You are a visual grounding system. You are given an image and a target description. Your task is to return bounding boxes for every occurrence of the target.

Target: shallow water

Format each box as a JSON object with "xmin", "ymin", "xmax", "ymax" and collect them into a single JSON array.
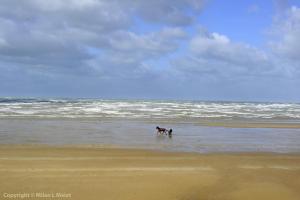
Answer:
[{"xmin": 1, "ymin": 118, "xmax": 300, "ymax": 153}]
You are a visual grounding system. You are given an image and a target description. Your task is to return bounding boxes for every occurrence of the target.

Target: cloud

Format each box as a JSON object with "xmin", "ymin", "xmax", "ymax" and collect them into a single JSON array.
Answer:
[
  {"xmin": 270, "ymin": 6, "xmax": 300, "ymax": 60},
  {"xmin": 133, "ymin": 0, "xmax": 205, "ymax": 26},
  {"xmin": 193, "ymin": 32, "xmax": 268, "ymax": 67},
  {"xmin": 0, "ymin": 0, "xmax": 198, "ymax": 76},
  {"xmin": 268, "ymin": 5, "xmax": 300, "ymax": 77},
  {"xmin": 108, "ymin": 27, "xmax": 185, "ymax": 53},
  {"xmin": 0, "ymin": 0, "xmax": 299, "ymax": 101},
  {"xmin": 172, "ymin": 30, "xmax": 272, "ymax": 80},
  {"xmin": 85, "ymin": 27, "xmax": 186, "ymax": 79},
  {"xmin": 0, "ymin": 0, "xmax": 199, "ymax": 99},
  {"xmin": 274, "ymin": 0, "xmax": 290, "ymax": 16}
]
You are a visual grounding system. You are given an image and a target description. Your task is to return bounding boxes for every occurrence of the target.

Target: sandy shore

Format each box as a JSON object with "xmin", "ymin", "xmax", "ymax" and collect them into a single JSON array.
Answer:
[
  {"xmin": 200, "ymin": 121, "xmax": 300, "ymax": 129},
  {"xmin": 0, "ymin": 145, "xmax": 300, "ymax": 200}
]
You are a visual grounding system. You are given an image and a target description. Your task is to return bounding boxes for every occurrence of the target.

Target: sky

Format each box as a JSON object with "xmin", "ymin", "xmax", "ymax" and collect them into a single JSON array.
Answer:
[{"xmin": 0, "ymin": 0, "xmax": 300, "ymax": 102}]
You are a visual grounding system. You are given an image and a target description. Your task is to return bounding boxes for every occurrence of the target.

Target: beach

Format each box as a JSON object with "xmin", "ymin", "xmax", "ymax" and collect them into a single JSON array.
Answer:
[
  {"xmin": 0, "ymin": 145, "xmax": 300, "ymax": 200},
  {"xmin": 1, "ymin": 99, "xmax": 300, "ymax": 199},
  {"xmin": 1, "ymin": 0, "xmax": 300, "ymax": 198}
]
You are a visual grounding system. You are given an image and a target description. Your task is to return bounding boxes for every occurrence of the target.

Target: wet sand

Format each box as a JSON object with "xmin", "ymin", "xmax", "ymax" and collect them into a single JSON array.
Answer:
[
  {"xmin": 0, "ymin": 145, "xmax": 300, "ymax": 200},
  {"xmin": 199, "ymin": 121, "xmax": 300, "ymax": 129}
]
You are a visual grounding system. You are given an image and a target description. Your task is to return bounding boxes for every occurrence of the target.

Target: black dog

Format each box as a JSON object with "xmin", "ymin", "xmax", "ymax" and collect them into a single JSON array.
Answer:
[
  {"xmin": 168, "ymin": 129, "xmax": 172, "ymax": 137},
  {"xmin": 156, "ymin": 126, "xmax": 172, "ymax": 137}
]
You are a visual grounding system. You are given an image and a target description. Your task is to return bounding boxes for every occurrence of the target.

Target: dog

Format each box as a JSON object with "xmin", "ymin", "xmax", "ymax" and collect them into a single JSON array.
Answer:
[
  {"xmin": 156, "ymin": 126, "xmax": 167, "ymax": 135},
  {"xmin": 168, "ymin": 129, "xmax": 172, "ymax": 138},
  {"xmin": 156, "ymin": 126, "xmax": 172, "ymax": 137}
]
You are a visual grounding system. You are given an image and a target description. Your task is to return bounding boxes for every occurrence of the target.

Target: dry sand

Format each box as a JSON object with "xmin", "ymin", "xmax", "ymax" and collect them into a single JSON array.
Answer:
[{"xmin": 0, "ymin": 145, "xmax": 300, "ymax": 200}]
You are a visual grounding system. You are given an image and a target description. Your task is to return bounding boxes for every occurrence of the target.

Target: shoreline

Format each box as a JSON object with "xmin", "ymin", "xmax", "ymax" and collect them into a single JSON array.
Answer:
[
  {"xmin": 200, "ymin": 122, "xmax": 300, "ymax": 129},
  {"xmin": 1, "ymin": 117, "xmax": 300, "ymax": 129},
  {"xmin": 1, "ymin": 145, "xmax": 300, "ymax": 200},
  {"xmin": 1, "ymin": 144, "xmax": 300, "ymax": 155}
]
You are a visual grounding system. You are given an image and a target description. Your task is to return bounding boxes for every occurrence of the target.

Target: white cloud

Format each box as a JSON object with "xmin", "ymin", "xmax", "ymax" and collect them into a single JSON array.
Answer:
[
  {"xmin": 186, "ymin": 30, "xmax": 270, "ymax": 77},
  {"xmin": 109, "ymin": 27, "xmax": 185, "ymax": 53},
  {"xmin": 270, "ymin": 6, "xmax": 300, "ymax": 61},
  {"xmin": 0, "ymin": 0, "xmax": 196, "ymax": 76},
  {"xmin": 133, "ymin": 0, "xmax": 205, "ymax": 26},
  {"xmin": 0, "ymin": 0, "xmax": 299, "ymax": 101},
  {"xmin": 87, "ymin": 27, "xmax": 186, "ymax": 78},
  {"xmin": 267, "ymin": 5, "xmax": 300, "ymax": 78}
]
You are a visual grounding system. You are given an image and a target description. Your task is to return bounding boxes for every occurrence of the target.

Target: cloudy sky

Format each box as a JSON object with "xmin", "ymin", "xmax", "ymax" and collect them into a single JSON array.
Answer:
[{"xmin": 0, "ymin": 0, "xmax": 299, "ymax": 102}]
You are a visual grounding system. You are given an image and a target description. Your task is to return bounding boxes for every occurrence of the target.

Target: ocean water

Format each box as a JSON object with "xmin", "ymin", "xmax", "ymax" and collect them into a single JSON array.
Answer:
[
  {"xmin": 0, "ymin": 98, "xmax": 300, "ymax": 153},
  {"xmin": 0, "ymin": 98, "xmax": 300, "ymax": 121}
]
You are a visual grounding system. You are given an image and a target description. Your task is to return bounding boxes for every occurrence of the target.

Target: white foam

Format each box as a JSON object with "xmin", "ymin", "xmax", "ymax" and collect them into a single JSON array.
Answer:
[{"xmin": 1, "ymin": 99, "xmax": 300, "ymax": 120}]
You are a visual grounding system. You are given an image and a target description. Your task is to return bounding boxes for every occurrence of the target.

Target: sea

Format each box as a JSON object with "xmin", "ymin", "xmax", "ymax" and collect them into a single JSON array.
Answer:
[{"xmin": 0, "ymin": 97, "xmax": 300, "ymax": 153}]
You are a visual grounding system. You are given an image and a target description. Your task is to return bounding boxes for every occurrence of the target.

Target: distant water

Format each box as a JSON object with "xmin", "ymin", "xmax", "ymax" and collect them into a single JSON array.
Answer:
[
  {"xmin": 1, "ymin": 98, "xmax": 300, "ymax": 153},
  {"xmin": 0, "ymin": 98, "xmax": 300, "ymax": 121}
]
